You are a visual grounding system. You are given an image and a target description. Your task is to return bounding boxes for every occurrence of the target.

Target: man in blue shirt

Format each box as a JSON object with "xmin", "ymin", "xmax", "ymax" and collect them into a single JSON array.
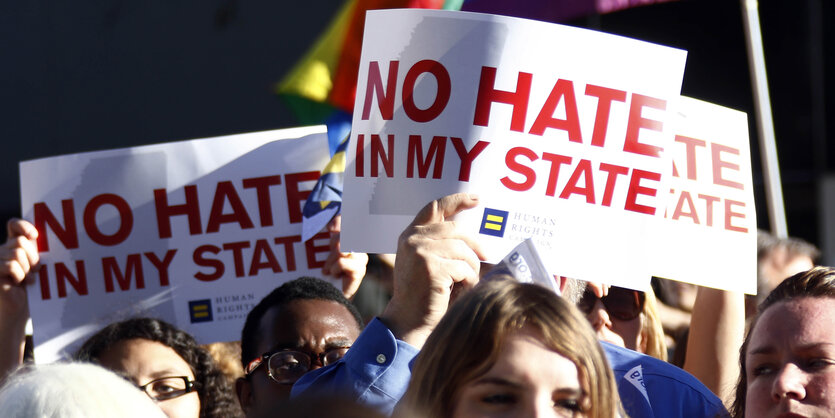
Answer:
[
  {"xmin": 236, "ymin": 277, "xmax": 364, "ymax": 416},
  {"xmin": 293, "ymin": 193, "xmax": 728, "ymax": 418}
]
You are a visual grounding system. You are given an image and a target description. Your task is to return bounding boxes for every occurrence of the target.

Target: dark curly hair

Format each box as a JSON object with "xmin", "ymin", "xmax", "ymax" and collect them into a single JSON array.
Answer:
[
  {"xmin": 240, "ymin": 276, "xmax": 364, "ymax": 369},
  {"xmin": 74, "ymin": 317, "xmax": 242, "ymax": 418}
]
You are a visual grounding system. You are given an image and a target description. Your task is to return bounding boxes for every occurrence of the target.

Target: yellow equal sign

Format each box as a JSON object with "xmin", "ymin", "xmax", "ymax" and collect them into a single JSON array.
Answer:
[
  {"xmin": 484, "ymin": 214, "xmax": 504, "ymax": 230},
  {"xmin": 192, "ymin": 304, "xmax": 209, "ymax": 318}
]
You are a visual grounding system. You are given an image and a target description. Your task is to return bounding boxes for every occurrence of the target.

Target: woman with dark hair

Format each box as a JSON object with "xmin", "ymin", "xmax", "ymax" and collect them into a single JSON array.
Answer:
[
  {"xmin": 732, "ymin": 266, "xmax": 835, "ymax": 417},
  {"xmin": 75, "ymin": 317, "xmax": 242, "ymax": 418},
  {"xmin": 397, "ymin": 277, "xmax": 621, "ymax": 418}
]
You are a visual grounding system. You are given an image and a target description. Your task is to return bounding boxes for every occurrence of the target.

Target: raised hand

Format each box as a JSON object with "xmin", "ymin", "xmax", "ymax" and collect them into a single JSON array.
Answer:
[
  {"xmin": 380, "ymin": 193, "xmax": 485, "ymax": 348},
  {"xmin": 321, "ymin": 215, "xmax": 369, "ymax": 299}
]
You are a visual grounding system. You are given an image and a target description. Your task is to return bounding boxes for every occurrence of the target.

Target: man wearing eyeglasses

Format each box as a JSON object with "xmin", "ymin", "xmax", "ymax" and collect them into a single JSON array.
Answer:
[{"xmin": 235, "ymin": 276, "xmax": 363, "ymax": 416}]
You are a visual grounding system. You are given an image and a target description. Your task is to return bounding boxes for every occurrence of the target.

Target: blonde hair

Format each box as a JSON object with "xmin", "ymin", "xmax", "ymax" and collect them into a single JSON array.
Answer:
[
  {"xmin": 641, "ymin": 289, "xmax": 668, "ymax": 361},
  {"xmin": 398, "ymin": 278, "xmax": 620, "ymax": 418}
]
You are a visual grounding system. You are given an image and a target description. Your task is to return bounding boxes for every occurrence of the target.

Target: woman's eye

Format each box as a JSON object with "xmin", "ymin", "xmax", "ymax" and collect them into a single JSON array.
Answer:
[
  {"xmin": 554, "ymin": 398, "xmax": 582, "ymax": 413},
  {"xmin": 152, "ymin": 383, "xmax": 176, "ymax": 393},
  {"xmin": 805, "ymin": 358, "xmax": 834, "ymax": 371},
  {"xmin": 481, "ymin": 393, "xmax": 516, "ymax": 404},
  {"xmin": 750, "ymin": 363, "xmax": 774, "ymax": 377}
]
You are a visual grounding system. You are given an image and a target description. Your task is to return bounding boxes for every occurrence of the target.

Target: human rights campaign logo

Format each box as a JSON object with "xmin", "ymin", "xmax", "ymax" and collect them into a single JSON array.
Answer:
[
  {"xmin": 189, "ymin": 299, "xmax": 213, "ymax": 323},
  {"xmin": 480, "ymin": 208, "xmax": 509, "ymax": 237}
]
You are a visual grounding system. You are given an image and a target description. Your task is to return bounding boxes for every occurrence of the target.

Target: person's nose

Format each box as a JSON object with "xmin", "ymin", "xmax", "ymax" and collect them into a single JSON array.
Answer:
[
  {"xmin": 771, "ymin": 363, "xmax": 807, "ymax": 402},
  {"xmin": 588, "ymin": 299, "xmax": 612, "ymax": 330},
  {"xmin": 530, "ymin": 397, "xmax": 563, "ymax": 418},
  {"xmin": 308, "ymin": 353, "xmax": 325, "ymax": 371}
]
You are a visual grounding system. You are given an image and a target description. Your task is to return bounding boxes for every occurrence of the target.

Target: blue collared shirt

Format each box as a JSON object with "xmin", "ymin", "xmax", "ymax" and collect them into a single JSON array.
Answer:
[{"xmin": 292, "ymin": 318, "xmax": 418, "ymax": 415}]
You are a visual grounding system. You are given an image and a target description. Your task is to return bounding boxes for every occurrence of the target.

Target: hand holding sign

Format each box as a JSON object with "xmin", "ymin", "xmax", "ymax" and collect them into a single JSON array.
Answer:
[
  {"xmin": 0, "ymin": 219, "xmax": 39, "ymax": 316},
  {"xmin": 381, "ymin": 193, "xmax": 486, "ymax": 348},
  {"xmin": 321, "ymin": 215, "xmax": 369, "ymax": 299},
  {"xmin": 0, "ymin": 218, "xmax": 39, "ymax": 381}
]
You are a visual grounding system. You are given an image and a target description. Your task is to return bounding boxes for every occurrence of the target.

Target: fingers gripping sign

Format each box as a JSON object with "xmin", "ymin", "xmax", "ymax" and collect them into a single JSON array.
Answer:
[
  {"xmin": 1, "ymin": 218, "xmax": 40, "ymax": 381},
  {"xmin": 2, "ymin": 219, "xmax": 39, "ymax": 284},
  {"xmin": 382, "ymin": 193, "xmax": 486, "ymax": 348},
  {"xmin": 321, "ymin": 215, "xmax": 369, "ymax": 300},
  {"xmin": 1, "ymin": 219, "xmax": 40, "ymax": 315},
  {"xmin": 586, "ymin": 281, "xmax": 610, "ymax": 298}
]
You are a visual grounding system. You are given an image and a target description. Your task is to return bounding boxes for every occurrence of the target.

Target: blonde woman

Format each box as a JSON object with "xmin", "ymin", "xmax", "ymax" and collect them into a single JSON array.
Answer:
[
  {"xmin": 641, "ymin": 289, "xmax": 667, "ymax": 361},
  {"xmin": 398, "ymin": 278, "xmax": 621, "ymax": 418}
]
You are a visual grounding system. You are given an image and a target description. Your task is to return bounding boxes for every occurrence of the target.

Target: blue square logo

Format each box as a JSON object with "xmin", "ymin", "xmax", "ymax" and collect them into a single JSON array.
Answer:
[
  {"xmin": 480, "ymin": 208, "xmax": 509, "ymax": 237},
  {"xmin": 189, "ymin": 299, "xmax": 213, "ymax": 323}
]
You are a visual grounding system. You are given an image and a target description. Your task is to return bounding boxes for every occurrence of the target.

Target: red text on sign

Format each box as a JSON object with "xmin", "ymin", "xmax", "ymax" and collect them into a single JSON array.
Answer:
[
  {"xmin": 500, "ymin": 146, "xmax": 661, "ymax": 215},
  {"xmin": 667, "ymin": 189, "xmax": 749, "ymax": 233},
  {"xmin": 472, "ymin": 66, "xmax": 666, "ymax": 158},
  {"xmin": 672, "ymin": 135, "xmax": 745, "ymax": 189},
  {"xmin": 354, "ymin": 134, "xmax": 489, "ymax": 182},
  {"xmin": 37, "ymin": 249, "xmax": 177, "ymax": 300},
  {"xmin": 32, "ymin": 172, "xmax": 318, "ymax": 252},
  {"xmin": 361, "ymin": 60, "xmax": 451, "ymax": 123},
  {"xmin": 191, "ymin": 232, "xmax": 329, "ymax": 282}
]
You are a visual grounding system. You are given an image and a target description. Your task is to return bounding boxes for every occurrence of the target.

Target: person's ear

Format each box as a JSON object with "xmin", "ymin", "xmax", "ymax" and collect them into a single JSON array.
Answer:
[{"xmin": 235, "ymin": 376, "xmax": 254, "ymax": 415}]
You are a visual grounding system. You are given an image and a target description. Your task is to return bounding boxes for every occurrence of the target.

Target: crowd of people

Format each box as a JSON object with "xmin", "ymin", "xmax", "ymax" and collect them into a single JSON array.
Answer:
[{"xmin": 0, "ymin": 192, "xmax": 831, "ymax": 418}]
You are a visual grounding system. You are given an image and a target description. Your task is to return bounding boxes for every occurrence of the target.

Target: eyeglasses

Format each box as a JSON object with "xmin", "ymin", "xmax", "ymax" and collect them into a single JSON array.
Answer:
[
  {"xmin": 577, "ymin": 286, "xmax": 645, "ymax": 321},
  {"xmin": 138, "ymin": 376, "xmax": 196, "ymax": 402},
  {"xmin": 245, "ymin": 346, "xmax": 351, "ymax": 384}
]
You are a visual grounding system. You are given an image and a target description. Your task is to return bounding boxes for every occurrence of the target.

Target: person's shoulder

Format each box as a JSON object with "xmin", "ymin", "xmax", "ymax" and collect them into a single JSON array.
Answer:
[
  {"xmin": 602, "ymin": 342, "xmax": 706, "ymax": 388},
  {"xmin": 292, "ymin": 317, "xmax": 419, "ymax": 416},
  {"xmin": 601, "ymin": 342, "xmax": 728, "ymax": 417}
]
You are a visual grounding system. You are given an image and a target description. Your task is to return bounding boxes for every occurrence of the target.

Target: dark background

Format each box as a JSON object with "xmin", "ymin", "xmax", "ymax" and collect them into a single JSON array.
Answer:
[{"xmin": 1, "ymin": 0, "xmax": 831, "ymax": 252}]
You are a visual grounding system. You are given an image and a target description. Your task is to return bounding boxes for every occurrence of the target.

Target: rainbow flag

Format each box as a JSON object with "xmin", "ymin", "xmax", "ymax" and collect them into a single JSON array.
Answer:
[
  {"xmin": 301, "ymin": 133, "xmax": 351, "ymax": 242},
  {"xmin": 277, "ymin": 0, "xmax": 446, "ymax": 155}
]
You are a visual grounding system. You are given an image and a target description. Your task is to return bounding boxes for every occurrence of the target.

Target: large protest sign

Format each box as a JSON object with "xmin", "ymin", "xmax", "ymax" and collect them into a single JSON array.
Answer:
[
  {"xmin": 654, "ymin": 97, "xmax": 757, "ymax": 294},
  {"xmin": 341, "ymin": 9, "xmax": 687, "ymax": 289},
  {"xmin": 20, "ymin": 126, "xmax": 332, "ymax": 362}
]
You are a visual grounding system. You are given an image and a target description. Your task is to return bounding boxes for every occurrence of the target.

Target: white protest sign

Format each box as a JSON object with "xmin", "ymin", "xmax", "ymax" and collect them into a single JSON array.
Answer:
[
  {"xmin": 654, "ymin": 97, "xmax": 757, "ymax": 294},
  {"xmin": 342, "ymin": 9, "xmax": 687, "ymax": 289},
  {"xmin": 20, "ymin": 126, "xmax": 332, "ymax": 362}
]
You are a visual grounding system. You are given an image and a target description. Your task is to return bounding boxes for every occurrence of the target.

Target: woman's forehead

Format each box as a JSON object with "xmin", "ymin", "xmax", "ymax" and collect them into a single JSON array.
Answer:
[
  {"xmin": 98, "ymin": 338, "xmax": 194, "ymax": 380},
  {"xmin": 751, "ymin": 297, "xmax": 835, "ymax": 349},
  {"xmin": 256, "ymin": 299, "xmax": 360, "ymax": 352}
]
